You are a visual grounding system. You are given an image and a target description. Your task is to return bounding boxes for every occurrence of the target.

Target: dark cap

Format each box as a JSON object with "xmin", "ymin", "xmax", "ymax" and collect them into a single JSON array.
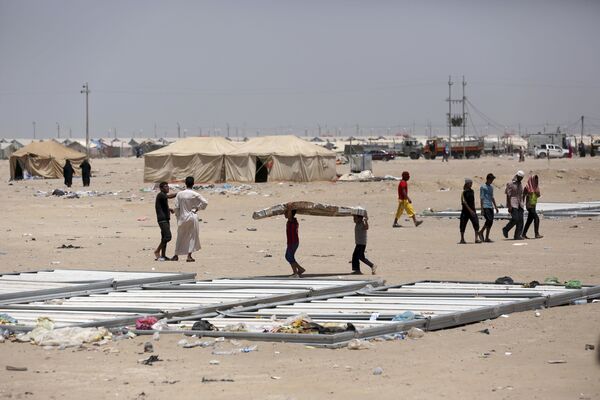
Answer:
[{"xmin": 486, "ymin": 173, "xmax": 496, "ymax": 180}]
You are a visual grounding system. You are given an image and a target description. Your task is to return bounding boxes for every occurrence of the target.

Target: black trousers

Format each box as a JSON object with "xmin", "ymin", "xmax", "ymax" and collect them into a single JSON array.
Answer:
[
  {"xmin": 460, "ymin": 211, "xmax": 479, "ymax": 233},
  {"xmin": 482, "ymin": 208, "xmax": 494, "ymax": 229},
  {"xmin": 352, "ymin": 244, "xmax": 373, "ymax": 272},
  {"xmin": 504, "ymin": 207, "xmax": 524, "ymax": 239},
  {"xmin": 523, "ymin": 206, "xmax": 540, "ymax": 236},
  {"xmin": 158, "ymin": 221, "xmax": 172, "ymax": 246}
]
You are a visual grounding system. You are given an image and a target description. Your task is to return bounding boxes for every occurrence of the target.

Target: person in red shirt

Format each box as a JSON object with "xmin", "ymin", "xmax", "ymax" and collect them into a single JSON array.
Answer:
[
  {"xmin": 393, "ymin": 171, "xmax": 423, "ymax": 228},
  {"xmin": 285, "ymin": 206, "xmax": 305, "ymax": 277}
]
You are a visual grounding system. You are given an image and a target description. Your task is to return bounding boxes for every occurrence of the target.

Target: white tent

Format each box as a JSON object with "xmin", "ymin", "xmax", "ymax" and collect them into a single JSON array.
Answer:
[
  {"xmin": 143, "ymin": 137, "xmax": 238, "ymax": 183},
  {"xmin": 224, "ymin": 135, "xmax": 336, "ymax": 182}
]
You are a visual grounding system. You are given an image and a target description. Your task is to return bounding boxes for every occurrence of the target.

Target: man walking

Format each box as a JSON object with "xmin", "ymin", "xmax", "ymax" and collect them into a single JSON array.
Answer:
[
  {"xmin": 154, "ymin": 182, "xmax": 176, "ymax": 261},
  {"xmin": 172, "ymin": 176, "xmax": 208, "ymax": 262},
  {"xmin": 502, "ymin": 170, "xmax": 525, "ymax": 240},
  {"xmin": 393, "ymin": 171, "xmax": 423, "ymax": 228},
  {"xmin": 478, "ymin": 173, "xmax": 499, "ymax": 242}
]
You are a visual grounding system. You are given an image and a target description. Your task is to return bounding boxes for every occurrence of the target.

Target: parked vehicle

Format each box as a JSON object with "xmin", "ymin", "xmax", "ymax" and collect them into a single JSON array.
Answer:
[
  {"xmin": 423, "ymin": 138, "xmax": 484, "ymax": 159},
  {"xmin": 368, "ymin": 149, "xmax": 395, "ymax": 161},
  {"xmin": 534, "ymin": 143, "xmax": 566, "ymax": 159},
  {"xmin": 391, "ymin": 138, "xmax": 422, "ymax": 159}
]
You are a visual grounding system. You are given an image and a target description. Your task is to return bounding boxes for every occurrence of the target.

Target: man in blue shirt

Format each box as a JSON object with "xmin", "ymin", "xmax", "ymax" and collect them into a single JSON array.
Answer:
[{"xmin": 478, "ymin": 173, "xmax": 499, "ymax": 242}]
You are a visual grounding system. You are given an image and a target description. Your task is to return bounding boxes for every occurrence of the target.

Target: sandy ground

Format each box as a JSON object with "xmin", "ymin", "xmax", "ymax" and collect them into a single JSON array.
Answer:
[{"xmin": 0, "ymin": 155, "xmax": 599, "ymax": 400}]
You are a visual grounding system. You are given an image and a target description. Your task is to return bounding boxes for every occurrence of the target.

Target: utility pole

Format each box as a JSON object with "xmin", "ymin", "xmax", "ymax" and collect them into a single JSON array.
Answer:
[
  {"xmin": 177, "ymin": 122, "xmax": 181, "ymax": 138},
  {"xmin": 581, "ymin": 115, "xmax": 584, "ymax": 141},
  {"xmin": 32, "ymin": 121, "xmax": 36, "ymax": 139},
  {"xmin": 154, "ymin": 123, "xmax": 157, "ymax": 138},
  {"xmin": 318, "ymin": 124, "xmax": 321, "ymax": 137},
  {"xmin": 462, "ymin": 76, "xmax": 466, "ymax": 159},
  {"xmin": 447, "ymin": 76, "xmax": 453, "ymax": 157},
  {"xmin": 80, "ymin": 82, "xmax": 90, "ymax": 156},
  {"xmin": 355, "ymin": 123, "xmax": 359, "ymax": 137},
  {"xmin": 69, "ymin": 128, "xmax": 72, "ymax": 138},
  {"xmin": 56, "ymin": 122, "xmax": 60, "ymax": 138},
  {"xmin": 227, "ymin": 123, "xmax": 230, "ymax": 138}
]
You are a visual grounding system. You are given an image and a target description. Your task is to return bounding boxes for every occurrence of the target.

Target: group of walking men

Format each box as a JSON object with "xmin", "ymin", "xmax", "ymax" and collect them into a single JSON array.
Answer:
[{"xmin": 460, "ymin": 170, "xmax": 543, "ymax": 244}]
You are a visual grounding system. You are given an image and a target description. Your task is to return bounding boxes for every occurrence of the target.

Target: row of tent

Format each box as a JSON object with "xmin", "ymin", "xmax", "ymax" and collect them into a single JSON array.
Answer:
[
  {"xmin": 0, "ymin": 137, "xmax": 174, "ymax": 160},
  {"xmin": 8, "ymin": 136, "xmax": 337, "ymax": 183},
  {"xmin": 144, "ymin": 135, "xmax": 336, "ymax": 183}
]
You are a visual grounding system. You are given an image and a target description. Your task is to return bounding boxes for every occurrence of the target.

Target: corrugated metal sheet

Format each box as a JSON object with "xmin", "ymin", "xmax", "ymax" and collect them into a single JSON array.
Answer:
[
  {"xmin": 163, "ymin": 280, "xmax": 600, "ymax": 344},
  {"xmin": 0, "ymin": 277, "xmax": 380, "ymax": 329}
]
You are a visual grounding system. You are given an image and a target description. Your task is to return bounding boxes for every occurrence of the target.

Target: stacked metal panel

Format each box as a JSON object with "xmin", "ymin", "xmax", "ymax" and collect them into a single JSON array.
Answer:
[
  {"xmin": 0, "ymin": 269, "xmax": 195, "ymax": 305},
  {"xmin": 164, "ymin": 280, "xmax": 600, "ymax": 344},
  {"xmin": 425, "ymin": 201, "xmax": 600, "ymax": 219},
  {"xmin": 0, "ymin": 277, "xmax": 380, "ymax": 330}
]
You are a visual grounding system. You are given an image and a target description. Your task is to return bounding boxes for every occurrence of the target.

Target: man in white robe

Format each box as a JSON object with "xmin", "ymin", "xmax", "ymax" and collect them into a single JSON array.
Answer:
[{"xmin": 172, "ymin": 176, "xmax": 208, "ymax": 262}]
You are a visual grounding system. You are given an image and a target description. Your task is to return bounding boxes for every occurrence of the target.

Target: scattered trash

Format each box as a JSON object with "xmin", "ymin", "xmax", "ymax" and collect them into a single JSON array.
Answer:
[
  {"xmin": 135, "ymin": 316, "xmax": 158, "ymax": 330},
  {"xmin": 512, "ymin": 242, "xmax": 528, "ymax": 246},
  {"xmin": 16, "ymin": 322, "xmax": 110, "ymax": 349},
  {"xmin": 535, "ymin": 311, "xmax": 541, "ymax": 317},
  {"xmin": 139, "ymin": 355, "xmax": 162, "ymax": 365},
  {"xmin": 372, "ymin": 367, "xmax": 383, "ymax": 376},
  {"xmin": 407, "ymin": 327, "xmax": 425, "ymax": 339},
  {"xmin": 572, "ymin": 299, "xmax": 587, "ymax": 305},
  {"xmin": 143, "ymin": 342, "xmax": 154, "ymax": 353},
  {"xmin": 478, "ymin": 329, "xmax": 490, "ymax": 335},
  {"xmin": 191, "ymin": 320, "xmax": 217, "ymax": 331},
  {"xmin": 347, "ymin": 339, "xmax": 374, "ymax": 350},
  {"xmin": 270, "ymin": 376, "xmax": 281, "ymax": 380},
  {"xmin": 152, "ymin": 332, "xmax": 160, "ymax": 341},
  {"xmin": 544, "ymin": 277, "xmax": 560, "ymax": 285},
  {"xmin": 392, "ymin": 311, "xmax": 417, "ymax": 322},
  {"xmin": 565, "ymin": 280, "xmax": 582, "ymax": 289},
  {"xmin": 569, "ymin": 225, "xmax": 578, "ymax": 228},
  {"xmin": 6, "ymin": 366, "xmax": 28, "ymax": 372},
  {"xmin": 246, "ymin": 227, "xmax": 257, "ymax": 231},
  {"xmin": 57, "ymin": 244, "xmax": 82, "ymax": 249},
  {"xmin": 151, "ymin": 319, "xmax": 170, "ymax": 331},
  {"xmin": 0, "ymin": 313, "xmax": 18, "ymax": 325},
  {"xmin": 547, "ymin": 360, "xmax": 567, "ymax": 364},
  {"xmin": 505, "ymin": 352, "xmax": 512, "ymax": 356},
  {"xmin": 209, "ymin": 360, "xmax": 220, "ymax": 365},
  {"xmin": 495, "ymin": 276, "xmax": 514, "ymax": 285},
  {"xmin": 50, "ymin": 261, "xmax": 61, "ymax": 265},
  {"xmin": 438, "ymin": 187, "xmax": 450, "ymax": 192},
  {"xmin": 201, "ymin": 377, "xmax": 234, "ymax": 383},
  {"xmin": 137, "ymin": 216, "xmax": 148, "ymax": 222},
  {"xmin": 585, "ymin": 344, "xmax": 595, "ymax": 351},
  {"xmin": 522, "ymin": 280, "xmax": 540, "ymax": 288}
]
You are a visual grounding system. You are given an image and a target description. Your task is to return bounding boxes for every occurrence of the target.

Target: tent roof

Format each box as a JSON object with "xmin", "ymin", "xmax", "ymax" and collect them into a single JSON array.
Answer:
[
  {"xmin": 227, "ymin": 135, "xmax": 336, "ymax": 157},
  {"xmin": 145, "ymin": 136, "xmax": 238, "ymax": 157},
  {"xmin": 11, "ymin": 140, "xmax": 86, "ymax": 159}
]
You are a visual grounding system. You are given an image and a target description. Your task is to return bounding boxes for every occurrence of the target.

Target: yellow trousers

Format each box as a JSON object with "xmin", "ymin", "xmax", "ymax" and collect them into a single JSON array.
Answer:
[{"xmin": 395, "ymin": 199, "xmax": 415, "ymax": 219}]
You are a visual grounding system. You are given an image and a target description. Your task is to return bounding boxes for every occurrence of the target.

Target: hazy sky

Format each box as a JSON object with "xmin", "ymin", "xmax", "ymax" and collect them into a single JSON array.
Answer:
[{"xmin": 1, "ymin": 0, "xmax": 600, "ymax": 139}]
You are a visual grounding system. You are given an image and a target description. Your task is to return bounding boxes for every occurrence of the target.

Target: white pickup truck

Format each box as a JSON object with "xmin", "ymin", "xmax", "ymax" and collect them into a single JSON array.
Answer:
[{"xmin": 535, "ymin": 144, "xmax": 566, "ymax": 159}]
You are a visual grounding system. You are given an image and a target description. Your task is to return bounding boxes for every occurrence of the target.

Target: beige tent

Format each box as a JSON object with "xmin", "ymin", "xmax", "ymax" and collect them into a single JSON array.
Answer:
[
  {"xmin": 143, "ymin": 137, "xmax": 238, "ymax": 183},
  {"xmin": 9, "ymin": 140, "xmax": 86, "ymax": 180},
  {"xmin": 224, "ymin": 135, "xmax": 336, "ymax": 182}
]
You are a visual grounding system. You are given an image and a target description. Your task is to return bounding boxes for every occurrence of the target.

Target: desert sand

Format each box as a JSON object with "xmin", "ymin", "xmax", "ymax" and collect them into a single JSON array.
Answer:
[{"xmin": 0, "ymin": 155, "xmax": 599, "ymax": 400}]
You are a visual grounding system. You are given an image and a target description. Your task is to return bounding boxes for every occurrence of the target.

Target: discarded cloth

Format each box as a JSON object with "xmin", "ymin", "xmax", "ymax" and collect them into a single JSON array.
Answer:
[{"xmin": 136, "ymin": 316, "xmax": 158, "ymax": 330}]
